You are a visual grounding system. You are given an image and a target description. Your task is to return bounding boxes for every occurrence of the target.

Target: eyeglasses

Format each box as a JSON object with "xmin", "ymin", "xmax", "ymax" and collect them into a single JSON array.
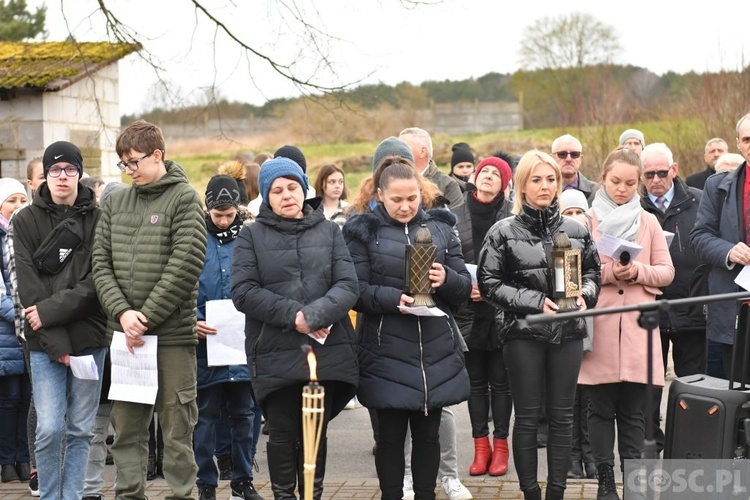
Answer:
[
  {"xmin": 47, "ymin": 166, "xmax": 79, "ymax": 178},
  {"xmin": 553, "ymin": 151, "xmax": 582, "ymax": 159},
  {"xmin": 116, "ymin": 150, "xmax": 160, "ymax": 172},
  {"xmin": 643, "ymin": 170, "xmax": 670, "ymax": 179}
]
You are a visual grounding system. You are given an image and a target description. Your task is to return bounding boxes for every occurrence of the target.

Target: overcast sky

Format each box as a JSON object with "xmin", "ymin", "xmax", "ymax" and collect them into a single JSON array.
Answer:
[{"xmin": 29, "ymin": 0, "xmax": 750, "ymax": 116}]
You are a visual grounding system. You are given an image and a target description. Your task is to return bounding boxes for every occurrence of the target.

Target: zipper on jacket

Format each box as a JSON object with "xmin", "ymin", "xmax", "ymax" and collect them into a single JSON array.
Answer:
[
  {"xmin": 404, "ymin": 223, "xmax": 411, "ymax": 245},
  {"xmin": 674, "ymin": 223, "xmax": 683, "ymax": 252},
  {"xmin": 252, "ymin": 323, "xmax": 267, "ymax": 378},
  {"xmin": 376, "ymin": 316, "xmax": 384, "ymax": 346},
  {"xmin": 417, "ymin": 317, "xmax": 428, "ymax": 415}
]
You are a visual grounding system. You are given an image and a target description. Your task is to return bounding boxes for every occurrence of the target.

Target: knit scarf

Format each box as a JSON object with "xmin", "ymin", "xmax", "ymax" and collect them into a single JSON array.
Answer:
[
  {"xmin": 205, "ymin": 214, "xmax": 242, "ymax": 244},
  {"xmin": 591, "ymin": 186, "xmax": 642, "ymax": 242}
]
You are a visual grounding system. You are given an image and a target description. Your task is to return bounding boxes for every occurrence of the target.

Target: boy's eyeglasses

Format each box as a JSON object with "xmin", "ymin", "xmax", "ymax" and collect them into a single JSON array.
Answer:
[
  {"xmin": 553, "ymin": 151, "xmax": 582, "ymax": 159},
  {"xmin": 47, "ymin": 166, "xmax": 79, "ymax": 178},
  {"xmin": 117, "ymin": 150, "xmax": 161, "ymax": 172},
  {"xmin": 643, "ymin": 170, "xmax": 670, "ymax": 179}
]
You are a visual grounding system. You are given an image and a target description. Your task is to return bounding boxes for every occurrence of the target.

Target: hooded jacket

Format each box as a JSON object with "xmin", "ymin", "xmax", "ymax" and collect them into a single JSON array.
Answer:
[
  {"xmin": 231, "ymin": 203, "xmax": 359, "ymax": 409},
  {"xmin": 92, "ymin": 161, "xmax": 207, "ymax": 345},
  {"xmin": 12, "ymin": 183, "xmax": 107, "ymax": 359},
  {"xmin": 477, "ymin": 201, "xmax": 601, "ymax": 345},
  {"xmin": 343, "ymin": 204, "xmax": 471, "ymax": 412}
]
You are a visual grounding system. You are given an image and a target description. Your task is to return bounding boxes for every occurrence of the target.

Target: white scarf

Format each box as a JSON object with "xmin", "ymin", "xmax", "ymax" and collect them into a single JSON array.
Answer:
[{"xmin": 591, "ymin": 186, "xmax": 642, "ymax": 242}]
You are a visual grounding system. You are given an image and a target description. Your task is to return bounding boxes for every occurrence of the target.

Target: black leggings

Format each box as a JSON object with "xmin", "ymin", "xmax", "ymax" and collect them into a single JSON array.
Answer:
[
  {"xmin": 503, "ymin": 339, "xmax": 582, "ymax": 493},
  {"xmin": 375, "ymin": 408, "xmax": 442, "ymax": 500},
  {"xmin": 465, "ymin": 348, "xmax": 512, "ymax": 439}
]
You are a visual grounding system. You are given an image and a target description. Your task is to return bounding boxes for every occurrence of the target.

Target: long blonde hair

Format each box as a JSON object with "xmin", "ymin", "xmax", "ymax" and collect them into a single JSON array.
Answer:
[{"xmin": 511, "ymin": 150, "xmax": 562, "ymax": 215}]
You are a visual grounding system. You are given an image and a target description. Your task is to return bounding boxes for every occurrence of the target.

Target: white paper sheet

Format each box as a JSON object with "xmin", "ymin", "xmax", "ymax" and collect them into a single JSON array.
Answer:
[
  {"xmin": 108, "ymin": 331, "xmax": 159, "ymax": 405},
  {"xmin": 663, "ymin": 231, "xmax": 675, "ymax": 248},
  {"xmin": 206, "ymin": 299, "xmax": 247, "ymax": 366},
  {"xmin": 69, "ymin": 355, "xmax": 99, "ymax": 380},
  {"xmin": 734, "ymin": 265, "xmax": 750, "ymax": 292},
  {"xmin": 398, "ymin": 305, "xmax": 448, "ymax": 317},
  {"xmin": 465, "ymin": 264, "xmax": 478, "ymax": 285},
  {"xmin": 595, "ymin": 233, "xmax": 643, "ymax": 261}
]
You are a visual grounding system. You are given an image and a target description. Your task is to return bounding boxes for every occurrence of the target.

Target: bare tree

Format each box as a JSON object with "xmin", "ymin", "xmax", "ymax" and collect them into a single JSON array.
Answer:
[{"xmin": 518, "ymin": 13, "xmax": 621, "ymax": 70}]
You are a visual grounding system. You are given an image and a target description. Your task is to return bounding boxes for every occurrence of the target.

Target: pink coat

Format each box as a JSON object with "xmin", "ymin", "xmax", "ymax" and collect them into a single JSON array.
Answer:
[{"xmin": 578, "ymin": 210, "xmax": 674, "ymax": 387}]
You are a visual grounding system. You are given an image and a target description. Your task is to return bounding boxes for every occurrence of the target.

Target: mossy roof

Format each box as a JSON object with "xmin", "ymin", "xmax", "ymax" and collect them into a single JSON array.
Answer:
[{"xmin": 0, "ymin": 41, "xmax": 140, "ymax": 91}]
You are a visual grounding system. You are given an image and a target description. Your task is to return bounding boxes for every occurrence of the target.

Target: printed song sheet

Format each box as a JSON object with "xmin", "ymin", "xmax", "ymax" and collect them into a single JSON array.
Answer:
[
  {"xmin": 108, "ymin": 331, "xmax": 158, "ymax": 405},
  {"xmin": 206, "ymin": 299, "xmax": 247, "ymax": 366},
  {"xmin": 398, "ymin": 305, "xmax": 448, "ymax": 317},
  {"xmin": 69, "ymin": 355, "xmax": 99, "ymax": 380},
  {"xmin": 595, "ymin": 233, "xmax": 643, "ymax": 262}
]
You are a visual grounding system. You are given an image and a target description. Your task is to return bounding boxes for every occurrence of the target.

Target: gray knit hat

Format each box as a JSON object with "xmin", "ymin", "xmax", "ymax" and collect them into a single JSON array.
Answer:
[
  {"xmin": 372, "ymin": 136, "xmax": 414, "ymax": 172},
  {"xmin": 618, "ymin": 129, "xmax": 645, "ymax": 148}
]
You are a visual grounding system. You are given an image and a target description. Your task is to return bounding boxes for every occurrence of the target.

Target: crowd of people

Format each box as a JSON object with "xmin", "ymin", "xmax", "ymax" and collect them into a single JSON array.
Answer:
[{"xmin": 1, "ymin": 115, "xmax": 749, "ymax": 500}]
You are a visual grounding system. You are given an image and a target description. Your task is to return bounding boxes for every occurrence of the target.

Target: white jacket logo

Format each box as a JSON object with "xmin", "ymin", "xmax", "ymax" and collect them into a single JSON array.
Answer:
[{"xmin": 59, "ymin": 248, "xmax": 72, "ymax": 262}]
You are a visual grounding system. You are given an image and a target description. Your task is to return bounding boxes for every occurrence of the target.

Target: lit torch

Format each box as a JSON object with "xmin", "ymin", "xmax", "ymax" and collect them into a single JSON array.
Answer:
[{"xmin": 302, "ymin": 345, "xmax": 325, "ymax": 500}]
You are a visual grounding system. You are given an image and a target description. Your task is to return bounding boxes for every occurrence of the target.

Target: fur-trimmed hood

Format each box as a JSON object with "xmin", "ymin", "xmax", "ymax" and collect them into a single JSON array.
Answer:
[{"xmin": 343, "ymin": 204, "xmax": 456, "ymax": 244}]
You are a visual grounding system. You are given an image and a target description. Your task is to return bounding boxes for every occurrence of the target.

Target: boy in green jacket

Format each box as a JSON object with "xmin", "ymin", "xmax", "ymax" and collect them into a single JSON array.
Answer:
[{"xmin": 93, "ymin": 120, "xmax": 207, "ymax": 500}]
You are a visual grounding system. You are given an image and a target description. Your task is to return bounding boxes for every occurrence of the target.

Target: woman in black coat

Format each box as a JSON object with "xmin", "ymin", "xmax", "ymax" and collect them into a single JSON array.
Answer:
[
  {"xmin": 477, "ymin": 151, "xmax": 600, "ymax": 500},
  {"xmin": 231, "ymin": 157, "xmax": 359, "ymax": 500},
  {"xmin": 343, "ymin": 156, "xmax": 471, "ymax": 500},
  {"xmin": 451, "ymin": 153, "xmax": 514, "ymax": 478}
]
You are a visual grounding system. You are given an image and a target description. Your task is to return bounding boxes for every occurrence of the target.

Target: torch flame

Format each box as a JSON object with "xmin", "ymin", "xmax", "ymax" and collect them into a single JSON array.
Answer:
[{"xmin": 305, "ymin": 345, "xmax": 318, "ymax": 382}]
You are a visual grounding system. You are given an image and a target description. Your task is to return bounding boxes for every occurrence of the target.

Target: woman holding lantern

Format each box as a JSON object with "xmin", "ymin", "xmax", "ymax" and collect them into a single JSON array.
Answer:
[
  {"xmin": 477, "ymin": 151, "xmax": 600, "ymax": 500},
  {"xmin": 231, "ymin": 157, "xmax": 360, "ymax": 500},
  {"xmin": 342, "ymin": 155, "xmax": 471, "ymax": 500}
]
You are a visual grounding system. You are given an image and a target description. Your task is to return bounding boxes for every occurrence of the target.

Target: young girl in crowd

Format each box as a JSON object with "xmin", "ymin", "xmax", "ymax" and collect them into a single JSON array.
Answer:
[
  {"xmin": 343, "ymin": 156, "xmax": 471, "ymax": 500},
  {"xmin": 578, "ymin": 147, "xmax": 674, "ymax": 500}
]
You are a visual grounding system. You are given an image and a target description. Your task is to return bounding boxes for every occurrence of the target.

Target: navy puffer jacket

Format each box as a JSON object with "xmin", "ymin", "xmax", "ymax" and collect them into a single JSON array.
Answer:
[
  {"xmin": 196, "ymin": 219, "xmax": 249, "ymax": 390},
  {"xmin": 343, "ymin": 204, "xmax": 471, "ymax": 413},
  {"xmin": 0, "ymin": 227, "xmax": 23, "ymax": 376}
]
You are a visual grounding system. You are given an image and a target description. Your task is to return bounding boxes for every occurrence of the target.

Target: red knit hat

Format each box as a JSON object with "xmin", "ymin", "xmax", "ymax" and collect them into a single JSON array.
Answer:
[{"xmin": 475, "ymin": 156, "xmax": 512, "ymax": 193}]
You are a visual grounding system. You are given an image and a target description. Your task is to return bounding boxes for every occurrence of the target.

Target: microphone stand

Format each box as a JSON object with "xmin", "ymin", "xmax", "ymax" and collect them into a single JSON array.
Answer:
[{"xmin": 523, "ymin": 290, "xmax": 750, "ymax": 499}]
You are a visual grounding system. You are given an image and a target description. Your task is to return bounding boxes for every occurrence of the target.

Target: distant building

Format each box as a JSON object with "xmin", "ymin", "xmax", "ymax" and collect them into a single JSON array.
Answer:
[{"xmin": 0, "ymin": 41, "xmax": 140, "ymax": 181}]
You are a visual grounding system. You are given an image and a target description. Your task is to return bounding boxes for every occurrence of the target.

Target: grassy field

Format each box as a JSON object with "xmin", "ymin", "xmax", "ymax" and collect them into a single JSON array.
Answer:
[
  {"xmin": 168, "ymin": 129, "xmax": 553, "ymax": 199},
  {"xmin": 164, "ymin": 120, "xmax": 712, "ymax": 202}
]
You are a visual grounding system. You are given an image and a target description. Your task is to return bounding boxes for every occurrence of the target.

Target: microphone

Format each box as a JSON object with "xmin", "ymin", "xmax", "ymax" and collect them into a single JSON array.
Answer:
[{"xmin": 619, "ymin": 251, "xmax": 631, "ymax": 266}]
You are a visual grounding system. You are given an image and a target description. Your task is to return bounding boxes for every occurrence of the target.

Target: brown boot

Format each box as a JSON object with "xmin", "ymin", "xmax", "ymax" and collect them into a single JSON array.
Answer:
[
  {"xmin": 469, "ymin": 436, "xmax": 492, "ymax": 475},
  {"xmin": 488, "ymin": 438, "xmax": 509, "ymax": 476}
]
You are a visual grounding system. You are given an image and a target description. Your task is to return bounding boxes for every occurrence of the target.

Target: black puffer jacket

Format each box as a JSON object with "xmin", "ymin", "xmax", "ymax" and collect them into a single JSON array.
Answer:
[
  {"xmin": 641, "ymin": 177, "xmax": 704, "ymax": 332},
  {"xmin": 452, "ymin": 191, "xmax": 512, "ymax": 350},
  {"xmin": 477, "ymin": 201, "xmax": 600, "ymax": 344},
  {"xmin": 231, "ymin": 203, "xmax": 359, "ymax": 409},
  {"xmin": 13, "ymin": 183, "xmax": 107, "ymax": 359},
  {"xmin": 343, "ymin": 204, "xmax": 471, "ymax": 413}
]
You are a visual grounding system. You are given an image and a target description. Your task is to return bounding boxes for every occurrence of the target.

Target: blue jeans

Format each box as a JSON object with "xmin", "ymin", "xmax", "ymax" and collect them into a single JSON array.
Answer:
[
  {"xmin": 0, "ymin": 373, "xmax": 31, "ymax": 463},
  {"xmin": 194, "ymin": 381, "xmax": 256, "ymax": 488},
  {"xmin": 30, "ymin": 347, "xmax": 106, "ymax": 500},
  {"xmin": 83, "ymin": 403, "xmax": 111, "ymax": 498}
]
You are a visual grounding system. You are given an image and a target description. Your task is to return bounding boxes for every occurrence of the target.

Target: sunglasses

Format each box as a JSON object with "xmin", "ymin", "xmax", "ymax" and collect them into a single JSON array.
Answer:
[
  {"xmin": 553, "ymin": 151, "xmax": 582, "ymax": 159},
  {"xmin": 643, "ymin": 170, "xmax": 670, "ymax": 179}
]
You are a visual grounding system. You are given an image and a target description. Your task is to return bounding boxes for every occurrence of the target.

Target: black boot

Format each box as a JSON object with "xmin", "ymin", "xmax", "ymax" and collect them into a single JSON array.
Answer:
[
  {"xmin": 146, "ymin": 452, "xmax": 157, "ymax": 481},
  {"xmin": 567, "ymin": 460, "xmax": 583, "ymax": 479},
  {"xmin": 523, "ymin": 484, "xmax": 542, "ymax": 500},
  {"xmin": 596, "ymin": 464, "xmax": 620, "ymax": 500},
  {"xmin": 297, "ymin": 437, "xmax": 327, "ymax": 500},
  {"xmin": 545, "ymin": 485, "xmax": 565, "ymax": 500},
  {"xmin": 584, "ymin": 462, "xmax": 597, "ymax": 479},
  {"xmin": 267, "ymin": 441, "xmax": 298, "ymax": 500}
]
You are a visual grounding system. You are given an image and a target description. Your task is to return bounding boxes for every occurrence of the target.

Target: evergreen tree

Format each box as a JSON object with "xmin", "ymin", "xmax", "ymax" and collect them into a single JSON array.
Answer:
[{"xmin": 0, "ymin": 0, "xmax": 46, "ymax": 41}]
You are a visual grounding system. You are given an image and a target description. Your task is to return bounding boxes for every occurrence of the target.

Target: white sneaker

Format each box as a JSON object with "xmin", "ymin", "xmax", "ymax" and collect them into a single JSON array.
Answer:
[
  {"xmin": 402, "ymin": 474, "xmax": 415, "ymax": 500},
  {"xmin": 441, "ymin": 476, "xmax": 473, "ymax": 500}
]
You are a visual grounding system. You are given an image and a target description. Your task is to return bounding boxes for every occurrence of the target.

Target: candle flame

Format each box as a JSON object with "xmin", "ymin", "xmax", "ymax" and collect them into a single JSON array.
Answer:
[{"xmin": 305, "ymin": 345, "xmax": 318, "ymax": 382}]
